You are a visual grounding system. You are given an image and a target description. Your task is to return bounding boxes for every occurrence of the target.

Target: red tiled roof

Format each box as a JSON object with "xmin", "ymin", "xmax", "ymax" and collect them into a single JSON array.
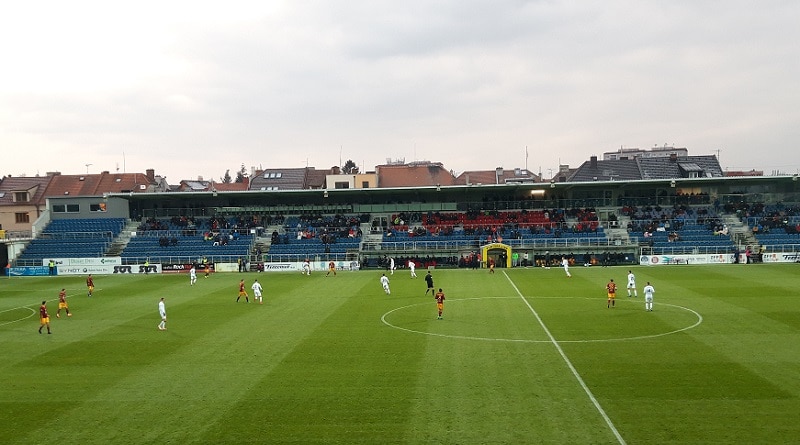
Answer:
[
  {"xmin": 376, "ymin": 162, "xmax": 456, "ymax": 188},
  {"xmin": 44, "ymin": 172, "xmax": 159, "ymax": 196},
  {"xmin": 453, "ymin": 168, "xmax": 540, "ymax": 185},
  {"xmin": 0, "ymin": 176, "xmax": 54, "ymax": 206}
]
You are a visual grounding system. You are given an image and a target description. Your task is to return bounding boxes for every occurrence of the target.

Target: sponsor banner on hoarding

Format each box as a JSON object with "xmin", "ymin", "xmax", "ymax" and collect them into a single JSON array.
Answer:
[
  {"xmin": 761, "ymin": 252, "xmax": 800, "ymax": 263},
  {"xmin": 161, "ymin": 263, "xmax": 193, "ymax": 273},
  {"xmin": 161, "ymin": 263, "xmax": 216, "ymax": 273},
  {"xmin": 260, "ymin": 261, "xmax": 360, "ymax": 272},
  {"xmin": 215, "ymin": 263, "xmax": 239, "ymax": 273},
  {"xmin": 263, "ymin": 262, "xmax": 300, "ymax": 272},
  {"xmin": 111, "ymin": 264, "xmax": 162, "ymax": 274},
  {"xmin": 41, "ymin": 257, "xmax": 122, "ymax": 267},
  {"xmin": 9, "ymin": 266, "xmax": 50, "ymax": 276},
  {"xmin": 55, "ymin": 264, "xmax": 162, "ymax": 275},
  {"xmin": 639, "ymin": 254, "xmax": 734, "ymax": 266}
]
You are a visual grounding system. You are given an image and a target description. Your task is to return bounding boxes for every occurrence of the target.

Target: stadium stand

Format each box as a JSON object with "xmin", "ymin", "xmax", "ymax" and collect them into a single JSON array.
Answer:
[{"xmin": 15, "ymin": 218, "xmax": 127, "ymax": 262}]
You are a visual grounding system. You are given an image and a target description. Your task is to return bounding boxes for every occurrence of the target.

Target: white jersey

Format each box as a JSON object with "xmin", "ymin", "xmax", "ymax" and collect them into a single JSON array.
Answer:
[
  {"xmin": 158, "ymin": 300, "xmax": 166, "ymax": 318},
  {"xmin": 189, "ymin": 267, "xmax": 196, "ymax": 278},
  {"xmin": 380, "ymin": 275, "xmax": 390, "ymax": 293},
  {"xmin": 389, "ymin": 258, "xmax": 395, "ymax": 269},
  {"xmin": 627, "ymin": 273, "xmax": 636, "ymax": 288},
  {"xmin": 408, "ymin": 261, "xmax": 415, "ymax": 272},
  {"xmin": 251, "ymin": 281, "xmax": 263, "ymax": 296},
  {"xmin": 643, "ymin": 284, "xmax": 655, "ymax": 301}
]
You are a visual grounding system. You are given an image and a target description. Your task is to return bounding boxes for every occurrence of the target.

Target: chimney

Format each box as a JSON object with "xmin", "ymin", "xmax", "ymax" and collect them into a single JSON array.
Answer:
[
  {"xmin": 146, "ymin": 169, "xmax": 155, "ymax": 181},
  {"xmin": 669, "ymin": 153, "xmax": 678, "ymax": 162},
  {"xmin": 331, "ymin": 166, "xmax": 341, "ymax": 175},
  {"xmin": 590, "ymin": 156, "xmax": 598, "ymax": 169},
  {"xmin": 495, "ymin": 167, "xmax": 504, "ymax": 184}
]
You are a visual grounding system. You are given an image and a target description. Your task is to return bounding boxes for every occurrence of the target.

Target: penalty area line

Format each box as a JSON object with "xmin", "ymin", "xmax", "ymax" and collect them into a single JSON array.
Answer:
[{"xmin": 502, "ymin": 271, "xmax": 627, "ymax": 445}]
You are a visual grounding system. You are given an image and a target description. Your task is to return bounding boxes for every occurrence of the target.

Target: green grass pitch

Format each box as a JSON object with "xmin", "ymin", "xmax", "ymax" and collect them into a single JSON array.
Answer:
[{"xmin": 1, "ymin": 264, "xmax": 799, "ymax": 444}]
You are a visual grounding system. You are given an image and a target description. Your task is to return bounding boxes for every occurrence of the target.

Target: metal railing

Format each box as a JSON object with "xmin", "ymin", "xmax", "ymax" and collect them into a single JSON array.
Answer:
[{"xmin": 372, "ymin": 237, "xmax": 630, "ymax": 252}]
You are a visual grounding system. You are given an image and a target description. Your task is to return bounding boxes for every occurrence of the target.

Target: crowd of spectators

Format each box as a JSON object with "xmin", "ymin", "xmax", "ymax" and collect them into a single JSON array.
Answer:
[
  {"xmin": 728, "ymin": 202, "xmax": 800, "ymax": 234},
  {"xmin": 623, "ymin": 204, "xmax": 724, "ymax": 237},
  {"xmin": 384, "ymin": 208, "xmax": 602, "ymax": 240},
  {"xmin": 271, "ymin": 213, "xmax": 368, "ymax": 245}
]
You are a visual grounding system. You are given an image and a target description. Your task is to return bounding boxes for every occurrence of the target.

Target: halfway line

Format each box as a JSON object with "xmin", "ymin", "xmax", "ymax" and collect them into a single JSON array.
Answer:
[{"xmin": 502, "ymin": 271, "xmax": 627, "ymax": 445}]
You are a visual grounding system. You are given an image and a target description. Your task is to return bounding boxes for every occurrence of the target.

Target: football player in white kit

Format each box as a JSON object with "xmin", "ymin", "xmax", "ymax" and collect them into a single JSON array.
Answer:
[
  {"xmin": 252, "ymin": 279, "xmax": 263, "ymax": 304},
  {"xmin": 380, "ymin": 273, "xmax": 391, "ymax": 295},
  {"xmin": 643, "ymin": 281, "xmax": 655, "ymax": 311},
  {"xmin": 408, "ymin": 260, "xmax": 417, "ymax": 278},
  {"xmin": 627, "ymin": 270, "xmax": 638, "ymax": 297},
  {"xmin": 189, "ymin": 265, "xmax": 197, "ymax": 286},
  {"xmin": 302, "ymin": 259, "xmax": 311, "ymax": 275},
  {"xmin": 561, "ymin": 256, "xmax": 571, "ymax": 278},
  {"xmin": 389, "ymin": 257, "xmax": 395, "ymax": 275}
]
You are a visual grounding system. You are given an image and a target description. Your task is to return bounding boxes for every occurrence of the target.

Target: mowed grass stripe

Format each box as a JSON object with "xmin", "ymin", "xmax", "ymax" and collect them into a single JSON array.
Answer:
[
  {"xmin": 1, "ymin": 273, "xmax": 355, "ymax": 444},
  {"xmin": 1, "ymin": 266, "xmax": 799, "ymax": 444},
  {"xmin": 199, "ymin": 272, "xmax": 428, "ymax": 443},
  {"xmin": 546, "ymin": 265, "xmax": 800, "ymax": 444}
]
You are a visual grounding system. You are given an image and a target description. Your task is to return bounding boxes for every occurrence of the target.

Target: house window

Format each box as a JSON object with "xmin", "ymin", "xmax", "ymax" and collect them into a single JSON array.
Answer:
[
  {"xmin": 15, "ymin": 212, "xmax": 30, "ymax": 223},
  {"xmin": 264, "ymin": 172, "xmax": 283, "ymax": 179},
  {"xmin": 52, "ymin": 205, "xmax": 66, "ymax": 213},
  {"xmin": 14, "ymin": 192, "xmax": 29, "ymax": 202},
  {"xmin": 362, "ymin": 181, "xmax": 370, "ymax": 188},
  {"xmin": 334, "ymin": 182, "xmax": 350, "ymax": 189}
]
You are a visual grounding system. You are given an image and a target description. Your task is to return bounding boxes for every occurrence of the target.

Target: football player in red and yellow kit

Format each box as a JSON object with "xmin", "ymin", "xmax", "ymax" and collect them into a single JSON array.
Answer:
[
  {"xmin": 434, "ymin": 288, "xmax": 446, "ymax": 319},
  {"xmin": 56, "ymin": 288, "xmax": 71, "ymax": 318},
  {"xmin": 236, "ymin": 279, "xmax": 249, "ymax": 303},
  {"xmin": 86, "ymin": 274, "xmax": 94, "ymax": 297},
  {"xmin": 607, "ymin": 279, "xmax": 617, "ymax": 308},
  {"xmin": 39, "ymin": 301, "xmax": 51, "ymax": 334}
]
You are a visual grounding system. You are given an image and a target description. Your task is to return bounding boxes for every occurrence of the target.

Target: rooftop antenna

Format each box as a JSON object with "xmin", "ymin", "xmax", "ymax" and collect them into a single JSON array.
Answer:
[
  {"xmin": 525, "ymin": 146, "xmax": 528, "ymax": 171},
  {"xmin": 85, "ymin": 163, "xmax": 92, "ymax": 174}
]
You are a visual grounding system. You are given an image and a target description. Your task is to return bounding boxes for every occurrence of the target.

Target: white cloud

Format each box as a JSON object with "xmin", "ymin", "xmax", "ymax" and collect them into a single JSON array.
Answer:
[{"xmin": 2, "ymin": 0, "xmax": 800, "ymax": 180}]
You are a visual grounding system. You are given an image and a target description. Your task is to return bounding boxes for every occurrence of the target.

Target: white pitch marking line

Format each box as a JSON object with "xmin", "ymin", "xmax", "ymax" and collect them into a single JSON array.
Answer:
[
  {"xmin": 381, "ymin": 297, "xmax": 702, "ymax": 344},
  {"xmin": 0, "ymin": 306, "xmax": 36, "ymax": 326},
  {"xmin": 503, "ymin": 271, "xmax": 627, "ymax": 445},
  {"xmin": 0, "ymin": 291, "xmax": 82, "ymax": 327}
]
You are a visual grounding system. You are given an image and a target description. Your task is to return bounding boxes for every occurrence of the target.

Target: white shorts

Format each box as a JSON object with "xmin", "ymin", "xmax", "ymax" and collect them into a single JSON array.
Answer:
[{"xmin": 645, "ymin": 295, "xmax": 653, "ymax": 302}]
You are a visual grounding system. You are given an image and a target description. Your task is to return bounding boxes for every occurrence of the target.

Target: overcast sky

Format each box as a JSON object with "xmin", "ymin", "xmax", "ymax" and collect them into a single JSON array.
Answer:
[{"xmin": 2, "ymin": 1, "xmax": 799, "ymax": 182}]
